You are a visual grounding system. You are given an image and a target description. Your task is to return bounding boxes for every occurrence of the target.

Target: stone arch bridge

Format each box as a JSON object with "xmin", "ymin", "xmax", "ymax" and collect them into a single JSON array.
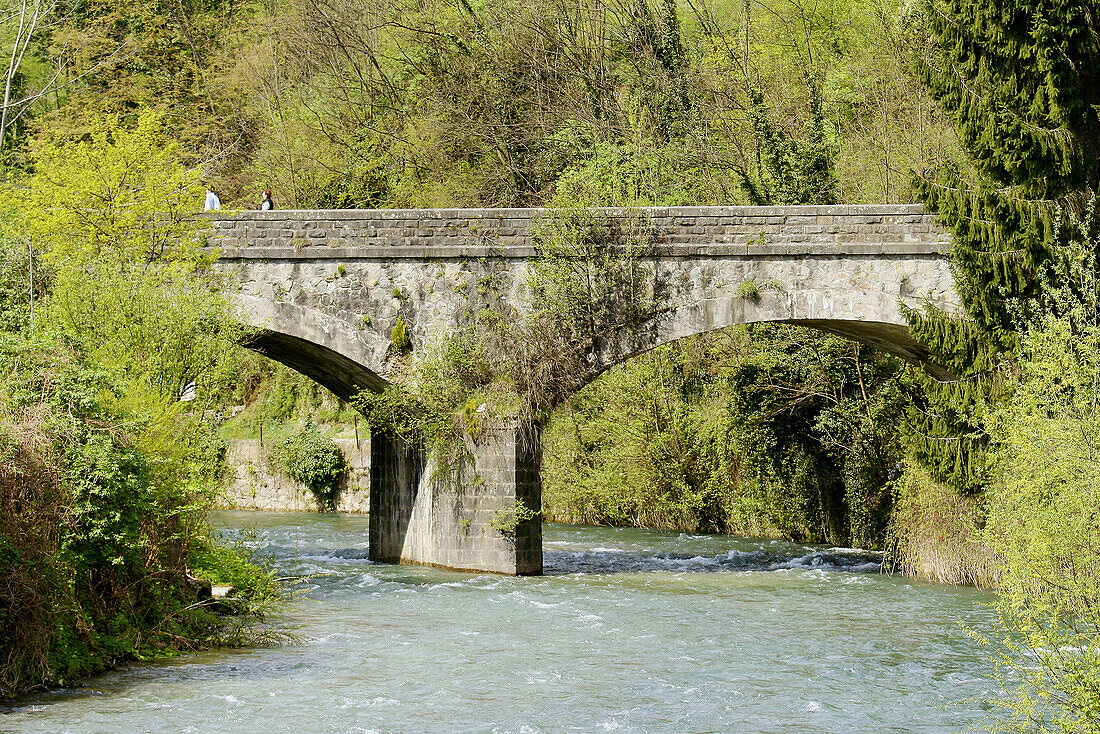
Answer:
[{"xmin": 211, "ymin": 205, "xmax": 956, "ymax": 576}]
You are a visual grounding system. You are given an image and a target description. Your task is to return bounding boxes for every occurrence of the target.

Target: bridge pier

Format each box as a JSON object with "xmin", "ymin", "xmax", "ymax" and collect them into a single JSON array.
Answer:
[{"xmin": 368, "ymin": 421, "xmax": 542, "ymax": 575}]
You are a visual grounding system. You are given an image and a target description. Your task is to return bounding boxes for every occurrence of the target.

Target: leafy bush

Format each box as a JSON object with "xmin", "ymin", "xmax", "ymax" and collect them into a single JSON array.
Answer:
[
  {"xmin": 269, "ymin": 426, "xmax": 346, "ymax": 511},
  {"xmin": 0, "ymin": 343, "xmax": 277, "ymax": 698},
  {"xmin": 490, "ymin": 499, "xmax": 538, "ymax": 534},
  {"xmin": 978, "ymin": 317, "xmax": 1100, "ymax": 732},
  {"xmin": 0, "ymin": 116, "xmax": 277, "ymax": 698}
]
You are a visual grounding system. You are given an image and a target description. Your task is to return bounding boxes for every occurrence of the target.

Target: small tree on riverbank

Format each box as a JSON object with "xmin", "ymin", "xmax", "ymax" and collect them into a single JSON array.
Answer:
[
  {"xmin": 0, "ymin": 112, "xmax": 277, "ymax": 698},
  {"xmin": 974, "ymin": 198, "xmax": 1100, "ymax": 732}
]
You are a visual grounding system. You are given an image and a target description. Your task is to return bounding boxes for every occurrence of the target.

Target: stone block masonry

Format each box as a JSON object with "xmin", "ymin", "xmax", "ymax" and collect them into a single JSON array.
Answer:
[
  {"xmin": 369, "ymin": 421, "xmax": 542, "ymax": 575},
  {"xmin": 212, "ymin": 204, "xmax": 958, "ymax": 401},
  {"xmin": 209, "ymin": 204, "xmax": 949, "ymax": 257},
  {"xmin": 211, "ymin": 204, "xmax": 959, "ymax": 575}
]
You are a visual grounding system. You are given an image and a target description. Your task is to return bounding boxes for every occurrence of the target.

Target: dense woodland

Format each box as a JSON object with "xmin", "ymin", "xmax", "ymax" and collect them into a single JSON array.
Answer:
[{"xmin": 2, "ymin": 0, "xmax": 1100, "ymax": 728}]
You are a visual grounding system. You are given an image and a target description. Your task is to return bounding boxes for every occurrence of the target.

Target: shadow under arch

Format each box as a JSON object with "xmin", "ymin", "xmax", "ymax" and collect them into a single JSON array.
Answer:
[
  {"xmin": 594, "ymin": 289, "xmax": 954, "ymax": 384},
  {"xmin": 233, "ymin": 295, "xmax": 391, "ymax": 401}
]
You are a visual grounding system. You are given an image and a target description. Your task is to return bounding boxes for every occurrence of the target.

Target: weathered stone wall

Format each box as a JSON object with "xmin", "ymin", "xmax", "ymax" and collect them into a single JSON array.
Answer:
[
  {"xmin": 221, "ymin": 438, "xmax": 371, "ymax": 513},
  {"xmin": 208, "ymin": 205, "xmax": 947, "ymax": 254},
  {"xmin": 369, "ymin": 422, "xmax": 542, "ymax": 575}
]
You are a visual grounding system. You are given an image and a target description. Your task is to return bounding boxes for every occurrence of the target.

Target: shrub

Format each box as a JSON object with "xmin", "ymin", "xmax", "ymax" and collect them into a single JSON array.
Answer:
[
  {"xmin": 490, "ymin": 499, "xmax": 538, "ymax": 534},
  {"xmin": 390, "ymin": 315, "xmax": 411, "ymax": 352},
  {"xmin": 976, "ymin": 315, "xmax": 1100, "ymax": 732},
  {"xmin": 269, "ymin": 426, "xmax": 346, "ymax": 511}
]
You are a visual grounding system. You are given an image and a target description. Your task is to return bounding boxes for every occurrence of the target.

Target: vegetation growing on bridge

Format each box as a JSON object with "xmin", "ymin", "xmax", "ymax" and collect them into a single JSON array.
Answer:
[{"xmin": 354, "ymin": 206, "xmax": 662, "ymax": 496}]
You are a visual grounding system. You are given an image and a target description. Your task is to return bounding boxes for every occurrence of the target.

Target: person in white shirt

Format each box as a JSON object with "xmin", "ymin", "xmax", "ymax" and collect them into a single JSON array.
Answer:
[
  {"xmin": 204, "ymin": 185, "xmax": 221, "ymax": 211},
  {"xmin": 261, "ymin": 189, "xmax": 274, "ymax": 210}
]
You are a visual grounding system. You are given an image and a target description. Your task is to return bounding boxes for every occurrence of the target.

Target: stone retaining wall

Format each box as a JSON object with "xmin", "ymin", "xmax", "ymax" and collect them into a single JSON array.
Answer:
[{"xmin": 220, "ymin": 438, "xmax": 371, "ymax": 513}]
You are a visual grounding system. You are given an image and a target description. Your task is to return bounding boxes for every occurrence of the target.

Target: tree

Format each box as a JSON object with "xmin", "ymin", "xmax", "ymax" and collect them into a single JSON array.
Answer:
[
  {"xmin": 0, "ymin": 0, "xmax": 127, "ymax": 158},
  {"xmin": 0, "ymin": 110, "xmax": 273, "ymax": 698},
  {"xmin": 17, "ymin": 112, "xmax": 245, "ymax": 401},
  {"xmin": 906, "ymin": 0, "xmax": 1100, "ymax": 491}
]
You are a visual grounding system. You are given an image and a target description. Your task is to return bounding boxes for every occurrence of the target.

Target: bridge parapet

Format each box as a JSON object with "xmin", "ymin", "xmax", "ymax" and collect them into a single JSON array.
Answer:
[{"xmin": 210, "ymin": 204, "xmax": 949, "ymax": 258}]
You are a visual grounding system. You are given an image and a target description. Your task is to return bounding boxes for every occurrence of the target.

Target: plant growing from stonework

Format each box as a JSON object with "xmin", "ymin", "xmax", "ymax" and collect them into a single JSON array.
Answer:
[
  {"xmin": 520, "ymin": 205, "xmax": 663, "ymax": 416},
  {"xmin": 390, "ymin": 315, "xmax": 411, "ymax": 352},
  {"xmin": 736, "ymin": 279, "xmax": 760, "ymax": 302},
  {"xmin": 490, "ymin": 499, "xmax": 537, "ymax": 534},
  {"xmin": 356, "ymin": 204, "xmax": 665, "ymax": 497},
  {"xmin": 355, "ymin": 329, "xmax": 504, "ymax": 493}
]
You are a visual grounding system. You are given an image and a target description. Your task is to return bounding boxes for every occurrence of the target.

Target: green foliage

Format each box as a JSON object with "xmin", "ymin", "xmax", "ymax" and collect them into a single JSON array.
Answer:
[
  {"xmin": 965, "ymin": 195, "xmax": 1100, "ymax": 732},
  {"xmin": 217, "ymin": 0, "xmax": 955, "ymax": 208},
  {"xmin": 736, "ymin": 78, "xmax": 839, "ymax": 205},
  {"xmin": 543, "ymin": 326, "xmax": 909, "ymax": 545},
  {"xmin": 543, "ymin": 339, "xmax": 743, "ymax": 533},
  {"xmin": 0, "ymin": 211, "xmax": 47, "ymax": 335},
  {"xmin": 736, "ymin": 279, "xmax": 760, "ymax": 301},
  {"xmin": 269, "ymin": 426, "xmax": 346, "ymax": 511},
  {"xmin": 63, "ymin": 433, "xmax": 157, "ymax": 570},
  {"xmin": 886, "ymin": 460, "xmax": 996, "ymax": 586},
  {"xmin": 390, "ymin": 315, "xmax": 411, "ymax": 352},
  {"xmin": 907, "ymin": 0, "xmax": 1100, "ymax": 492},
  {"xmin": 218, "ymin": 357, "xmax": 361, "ymax": 441},
  {"xmin": 489, "ymin": 499, "xmax": 538, "ymax": 534},
  {"xmin": 0, "ymin": 114, "xmax": 277, "ymax": 698},
  {"xmin": 980, "ymin": 323, "xmax": 1100, "ymax": 732},
  {"xmin": 0, "ymin": 335, "xmax": 276, "ymax": 698},
  {"xmin": 354, "ymin": 328, "xmax": 504, "ymax": 491},
  {"xmin": 523, "ymin": 206, "xmax": 662, "ymax": 414},
  {"xmin": 3, "ymin": 0, "xmax": 962, "ymax": 209},
  {"xmin": 5, "ymin": 113, "xmax": 249, "ymax": 416}
]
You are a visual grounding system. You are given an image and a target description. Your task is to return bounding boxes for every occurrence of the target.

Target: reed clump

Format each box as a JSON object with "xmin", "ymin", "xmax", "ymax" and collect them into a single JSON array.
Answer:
[{"xmin": 886, "ymin": 461, "xmax": 998, "ymax": 587}]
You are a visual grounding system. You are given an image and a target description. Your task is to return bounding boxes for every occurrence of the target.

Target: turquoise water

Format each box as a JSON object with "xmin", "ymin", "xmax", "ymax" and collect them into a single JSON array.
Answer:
[{"xmin": 3, "ymin": 511, "xmax": 999, "ymax": 733}]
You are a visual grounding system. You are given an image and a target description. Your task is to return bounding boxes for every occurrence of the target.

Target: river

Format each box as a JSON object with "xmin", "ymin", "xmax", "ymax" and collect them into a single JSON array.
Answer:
[{"xmin": 3, "ymin": 510, "xmax": 1000, "ymax": 733}]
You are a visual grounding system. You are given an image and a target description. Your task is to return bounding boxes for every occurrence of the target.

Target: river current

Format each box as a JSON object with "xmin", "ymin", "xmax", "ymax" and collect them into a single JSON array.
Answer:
[{"xmin": 4, "ymin": 511, "xmax": 1000, "ymax": 733}]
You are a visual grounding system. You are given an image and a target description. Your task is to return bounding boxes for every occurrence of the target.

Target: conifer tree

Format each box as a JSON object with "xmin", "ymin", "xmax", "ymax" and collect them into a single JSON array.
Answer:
[{"xmin": 908, "ymin": 0, "xmax": 1100, "ymax": 491}]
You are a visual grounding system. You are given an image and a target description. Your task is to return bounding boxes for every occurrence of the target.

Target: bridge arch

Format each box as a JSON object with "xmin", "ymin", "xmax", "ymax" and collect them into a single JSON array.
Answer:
[
  {"xmin": 234, "ymin": 295, "xmax": 391, "ymax": 401},
  {"xmin": 596, "ymin": 288, "xmax": 953, "ymax": 382},
  {"xmin": 212, "ymin": 205, "xmax": 959, "ymax": 575}
]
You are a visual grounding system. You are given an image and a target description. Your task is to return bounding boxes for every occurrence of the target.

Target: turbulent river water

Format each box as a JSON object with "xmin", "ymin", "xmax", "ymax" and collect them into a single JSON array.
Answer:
[{"xmin": 4, "ymin": 510, "xmax": 1001, "ymax": 733}]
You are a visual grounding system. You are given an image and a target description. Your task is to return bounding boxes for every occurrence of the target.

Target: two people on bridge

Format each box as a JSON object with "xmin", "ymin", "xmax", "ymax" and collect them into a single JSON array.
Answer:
[{"xmin": 203, "ymin": 185, "xmax": 275, "ymax": 211}]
